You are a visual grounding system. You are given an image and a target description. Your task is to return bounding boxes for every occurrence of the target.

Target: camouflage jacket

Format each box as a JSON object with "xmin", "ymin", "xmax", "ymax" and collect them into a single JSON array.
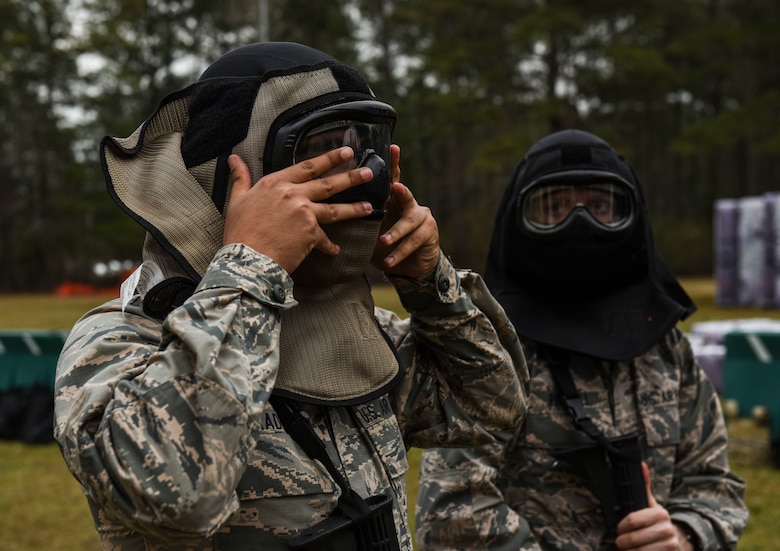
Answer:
[
  {"xmin": 54, "ymin": 244, "xmax": 527, "ymax": 551},
  {"xmin": 416, "ymin": 331, "xmax": 748, "ymax": 550}
]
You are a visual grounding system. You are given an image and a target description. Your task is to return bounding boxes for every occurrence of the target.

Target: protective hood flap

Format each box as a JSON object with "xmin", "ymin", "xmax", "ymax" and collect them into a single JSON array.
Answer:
[{"xmin": 101, "ymin": 89, "xmax": 224, "ymax": 280}]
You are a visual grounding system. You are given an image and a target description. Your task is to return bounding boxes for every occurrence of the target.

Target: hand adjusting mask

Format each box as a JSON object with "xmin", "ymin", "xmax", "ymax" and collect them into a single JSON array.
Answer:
[{"xmin": 269, "ymin": 100, "xmax": 397, "ymax": 220}]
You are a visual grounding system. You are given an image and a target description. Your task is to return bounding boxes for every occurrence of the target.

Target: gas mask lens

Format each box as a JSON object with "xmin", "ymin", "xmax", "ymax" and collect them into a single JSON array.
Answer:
[
  {"xmin": 522, "ymin": 181, "xmax": 633, "ymax": 230},
  {"xmin": 294, "ymin": 120, "xmax": 393, "ymax": 173},
  {"xmin": 294, "ymin": 119, "xmax": 393, "ymax": 216},
  {"xmin": 267, "ymin": 100, "xmax": 397, "ymax": 218}
]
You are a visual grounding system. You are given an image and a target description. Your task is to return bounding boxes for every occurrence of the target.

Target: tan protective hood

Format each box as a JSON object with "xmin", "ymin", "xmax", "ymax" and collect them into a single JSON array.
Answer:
[{"xmin": 100, "ymin": 43, "xmax": 399, "ymax": 404}]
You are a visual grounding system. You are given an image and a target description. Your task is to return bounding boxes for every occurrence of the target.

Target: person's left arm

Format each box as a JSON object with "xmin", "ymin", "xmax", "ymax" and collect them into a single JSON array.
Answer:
[
  {"xmin": 665, "ymin": 329, "xmax": 748, "ymax": 549},
  {"xmin": 379, "ymin": 256, "xmax": 527, "ymax": 448},
  {"xmin": 372, "ymin": 145, "xmax": 527, "ymax": 448},
  {"xmin": 616, "ymin": 329, "xmax": 749, "ymax": 550}
]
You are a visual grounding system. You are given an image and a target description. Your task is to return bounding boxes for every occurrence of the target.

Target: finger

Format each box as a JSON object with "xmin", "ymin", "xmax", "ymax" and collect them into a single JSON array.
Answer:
[
  {"xmin": 642, "ymin": 462, "xmax": 658, "ymax": 508},
  {"xmin": 312, "ymin": 200, "xmax": 374, "ymax": 225},
  {"xmin": 227, "ymin": 154, "xmax": 252, "ymax": 201},
  {"xmin": 283, "ymin": 146, "xmax": 355, "ymax": 183},
  {"xmin": 382, "ymin": 225, "xmax": 425, "ymax": 267},
  {"xmin": 390, "ymin": 144, "xmax": 401, "ymax": 182},
  {"xmin": 311, "ymin": 225, "xmax": 341, "ymax": 256},
  {"xmin": 380, "ymin": 183, "xmax": 423, "ymax": 246},
  {"xmin": 383, "ymin": 216, "xmax": 437, "ymax": 268},
  {"xmin": 388, "ymin": 181, "xmax": 414, "ymax": 210},
  {"xmin": 307, "ymin": 165, "xmax": 374, "ymax": 203}
]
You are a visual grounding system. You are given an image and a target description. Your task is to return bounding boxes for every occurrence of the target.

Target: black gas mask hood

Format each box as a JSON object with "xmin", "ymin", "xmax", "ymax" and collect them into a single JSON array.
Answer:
[{"xmin": 485, "ymin": 129, "xmax": 695, "ymax": 360}]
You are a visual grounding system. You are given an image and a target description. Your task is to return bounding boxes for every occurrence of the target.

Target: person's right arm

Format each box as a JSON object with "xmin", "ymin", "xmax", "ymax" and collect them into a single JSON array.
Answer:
[
  {"xmin": 54, "ymin": 147, "xmax": 375, "ymax": 541},
  {"xmin": 54, "ymin": 246, "xmax": 293, "ymax": 540}
]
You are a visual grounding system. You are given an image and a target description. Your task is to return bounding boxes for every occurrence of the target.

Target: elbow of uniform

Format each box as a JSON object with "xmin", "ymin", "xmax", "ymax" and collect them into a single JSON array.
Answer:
[{"xmin": 116, "ymin": 490, "xmax": 240, "ymax": 542}]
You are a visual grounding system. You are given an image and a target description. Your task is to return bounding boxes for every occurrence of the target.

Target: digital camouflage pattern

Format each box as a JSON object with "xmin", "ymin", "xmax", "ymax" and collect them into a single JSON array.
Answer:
[
  {"xmin": 54, "ymin": 244, "xmax": 528, "ymax": 551},
  {"xmin": 416, "ymin": 330, "xmax": 748, "ymax": 550}
]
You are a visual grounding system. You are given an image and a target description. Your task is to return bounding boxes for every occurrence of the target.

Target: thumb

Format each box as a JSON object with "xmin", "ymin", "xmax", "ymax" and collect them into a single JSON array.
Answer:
[
  {"xmin": 642, "ymin": 461, "xmax": 658, "ymax": 508},
  {"xmin": 227, "ymin": 154, "xmax": 252, "ymax": 201}
]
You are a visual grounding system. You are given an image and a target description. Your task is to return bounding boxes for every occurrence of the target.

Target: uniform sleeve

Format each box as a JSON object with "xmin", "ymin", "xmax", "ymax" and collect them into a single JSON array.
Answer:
[
  {"xmin": 663, "ymin": 329, "xmax": 749, "ymax": 550},
  {"xmin": 53, "ymin": 244, "xmax": 295, "ymax": 541},
  {"xmin": 379, "ymin": 253, "xmax": 528, "ymax": 449},
  {"xmin": 415, "ymin": 444, "xmax": 542, "ymax": 551}
]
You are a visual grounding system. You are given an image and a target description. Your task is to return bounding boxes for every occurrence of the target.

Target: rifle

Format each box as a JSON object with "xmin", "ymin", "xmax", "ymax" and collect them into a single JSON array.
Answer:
[{"xmin": 554, "ymin": 432, "xmax": 648, "ymax": 530}]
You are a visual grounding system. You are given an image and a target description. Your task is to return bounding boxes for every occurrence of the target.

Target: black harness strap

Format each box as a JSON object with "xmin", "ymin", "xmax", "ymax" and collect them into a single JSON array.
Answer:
[
  {"xmin": 269, "ymin": 394, "xmax": 370, "ymax": 518},
  {"xmin": 549, "ymin": 360, "xmax": 610, "ymax": 446},
  {"xmin": 545, "ymin": 347, "xmax": 635, "ymax": 461}
]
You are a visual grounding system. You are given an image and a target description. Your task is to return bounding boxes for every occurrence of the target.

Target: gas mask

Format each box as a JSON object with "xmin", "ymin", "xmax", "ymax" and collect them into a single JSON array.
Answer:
[
  {"xmin": 268, "ymin": 99, "xmax": 396, "ymax": 220},
  {"xmin": 263, "ymin": 98, "xmax": 402, "ymax": 404},
  {"xmin": 265, "ymin": 100, "xmax": 397, "ymax": 288}
]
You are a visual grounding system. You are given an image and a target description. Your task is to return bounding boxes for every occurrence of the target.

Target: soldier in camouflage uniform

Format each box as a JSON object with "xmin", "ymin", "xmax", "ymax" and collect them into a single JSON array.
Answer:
[
  {"xmin": 416, "ymin": 130, "xmax": 748, "ymax": 550},
  {"xmin": 53, "ymin": 42, "xmax": 527, "ymax": 551}
]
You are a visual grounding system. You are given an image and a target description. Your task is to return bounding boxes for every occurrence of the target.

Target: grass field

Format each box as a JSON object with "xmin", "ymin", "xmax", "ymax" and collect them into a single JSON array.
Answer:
[{"xmin": 1, "ymin": 281, "xmax": 779, "ymax": 550}]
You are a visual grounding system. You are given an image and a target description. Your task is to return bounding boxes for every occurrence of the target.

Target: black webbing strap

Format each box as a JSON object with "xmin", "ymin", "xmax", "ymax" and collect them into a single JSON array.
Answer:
[
  {"xmin": 269, "ymin": 394, "xmax": 370, "ymax": 518},
  {"xmin": 545, "ymin": 347, "xmax": 614, "ymax": 450},
  {"xmin": 544, "ymin": 347, "xmax": 649, "ymax": 530}
]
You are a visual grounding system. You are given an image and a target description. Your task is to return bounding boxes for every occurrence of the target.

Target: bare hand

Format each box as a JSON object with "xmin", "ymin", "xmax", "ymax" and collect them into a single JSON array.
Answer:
[
  {"xmin": 371, "ymin": 145, "xmax": 440, "ymax": 279},
  {"xmin": 615, "ymin": 463, "xmax": 689, "ymax": 550},
  {"xmin": 224, "ymin": 148, "xmax": 374, "ymax": 274}
]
